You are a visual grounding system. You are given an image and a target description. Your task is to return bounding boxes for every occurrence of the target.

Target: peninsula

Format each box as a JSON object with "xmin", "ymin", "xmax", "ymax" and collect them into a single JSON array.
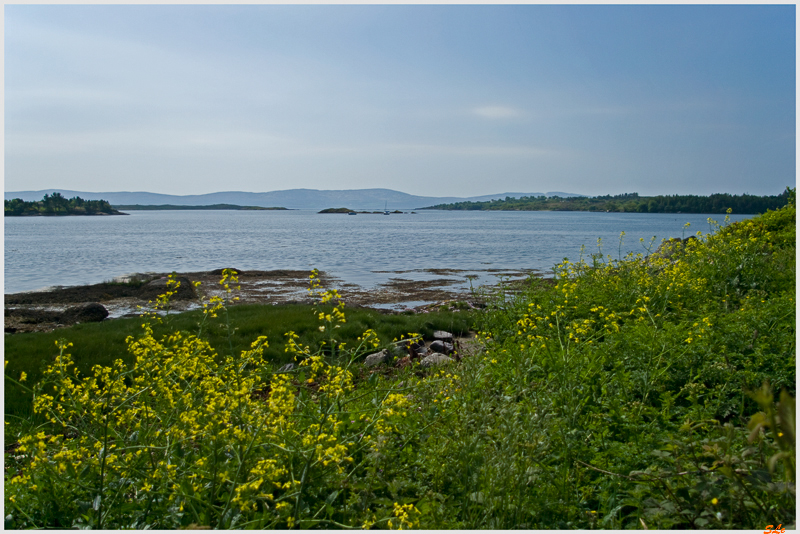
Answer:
[{"xmin": 423, "ymin": 190, "xmax": 792, "ymax": 214}]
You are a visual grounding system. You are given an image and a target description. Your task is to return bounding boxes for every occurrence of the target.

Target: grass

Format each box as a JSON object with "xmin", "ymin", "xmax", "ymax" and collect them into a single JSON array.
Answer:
[
  {"xmin": 4, "ymin": 194, "xmax": 795, "ymax": 529},
  {"xmin": 4, "ymin": 303, "xmax": 472, "ymax": 419}
]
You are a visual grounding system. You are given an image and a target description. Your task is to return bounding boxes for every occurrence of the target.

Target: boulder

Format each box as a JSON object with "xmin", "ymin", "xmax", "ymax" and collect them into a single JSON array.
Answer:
[
  {"xmin": 407, "ymin": 339, "xmax": 425, "ymax": 352},
  {"xmin": 433, "ymin": 330, "xmax": 454, "ymax": 341},
  {"xmin": 140, "ymin": 276, "xmax": 196, "ymax": 300},
  {"xmin": 62, "ymin": 303, "xmax": 108, "ymax": 323},
  {"xmin": 429, "ymin": 340, "xmax": 454, "ymax": 355},
  {"xmin": 419, "ymin": 353, "xmax": 454, "ymax": 368},
  {"xmin": 403, "ymin": 339, "xmax": 428, "ymax": 358},
  {"xmin": 387, "ymin": 344, "xmax": 407, "ymax": 357},
  {"xmin": 364, "ymin": 349, "xmax": 392, "ymax": 367}
]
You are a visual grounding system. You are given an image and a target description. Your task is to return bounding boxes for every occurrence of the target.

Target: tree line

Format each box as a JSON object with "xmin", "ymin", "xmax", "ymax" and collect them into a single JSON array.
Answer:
[
  {"xmin": 5, "ymin": 193, "xmax": 123, "ymax": 216},
  {"xmin": 423, "ymin": 189, "xmax": 793, "ymax": 214}
]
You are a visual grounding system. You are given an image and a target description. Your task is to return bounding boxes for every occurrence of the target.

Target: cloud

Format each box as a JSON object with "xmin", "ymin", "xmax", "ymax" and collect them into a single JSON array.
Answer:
[{"xmin": 471, "ymin": 105, "xmax": 522, "ymax": 119}]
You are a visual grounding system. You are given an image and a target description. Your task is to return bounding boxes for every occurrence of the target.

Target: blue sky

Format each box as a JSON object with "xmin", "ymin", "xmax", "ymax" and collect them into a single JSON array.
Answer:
[{"xmin": 4, "ymin": 4, "xmax": 795, "ymax": 197}]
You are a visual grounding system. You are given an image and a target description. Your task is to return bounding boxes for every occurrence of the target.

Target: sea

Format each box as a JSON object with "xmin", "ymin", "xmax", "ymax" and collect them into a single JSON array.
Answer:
[{"xmin": 4, "ymin": 209, "xmax": 752, "ymax": 295}]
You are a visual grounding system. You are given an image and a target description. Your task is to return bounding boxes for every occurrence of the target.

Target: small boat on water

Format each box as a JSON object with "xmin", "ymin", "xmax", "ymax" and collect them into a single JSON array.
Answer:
[
  {"xmin": 348, "ymin": 211, "xmax": 357, "ymax": 215},
  {"xmin": 383, "ymin": 201, "xmax": 390, "ymax": 215}
]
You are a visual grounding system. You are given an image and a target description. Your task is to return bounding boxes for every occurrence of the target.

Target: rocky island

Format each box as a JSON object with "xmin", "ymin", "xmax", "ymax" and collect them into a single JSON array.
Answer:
[{"xmin": 318, "ymin": 207, "xmax": 355, "ymax": 214}]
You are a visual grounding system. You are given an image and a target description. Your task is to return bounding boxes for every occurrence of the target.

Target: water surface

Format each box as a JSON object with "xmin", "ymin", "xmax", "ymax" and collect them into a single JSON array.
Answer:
[{"xmin": 5, "ymin": 209, "xmax": 750, "ymax": 294}]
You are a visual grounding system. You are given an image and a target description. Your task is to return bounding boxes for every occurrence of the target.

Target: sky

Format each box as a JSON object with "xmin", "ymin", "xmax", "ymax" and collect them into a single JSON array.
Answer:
[{"xmin": 4, "ymin": 4, "xmax": 796, "ymax": 198}]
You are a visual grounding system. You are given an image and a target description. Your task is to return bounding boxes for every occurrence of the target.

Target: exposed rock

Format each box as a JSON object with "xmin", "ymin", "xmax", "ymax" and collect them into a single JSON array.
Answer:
[
  {"xmin": 419, "ymin": 353, "xmax": 454, "ymax": 368},
  {"xmin": 140, "ymin": 276, "xmax": 196, "ymax": 300},
  {"xmin": 429, "ymin": 340, "xmax": 454, "ymax": 355},
  {"xmin": 62, "ymin": 303, "xmax": 108, "ymax": 323},
  {"xmin": 433, "ymin": 330, "xmax": 454, "ymax": 341},
  {"xmin": 364, "ymin": 349, "xmax": 392, "ymax": 367},
  {"xmin": 210, "ymin": 268, "xmax": 244, "ymax": 275},
  {"xmin": 276, "ymin": 363, "xmax": 296, "ymax": 373},
  {"xmin": 387, "ymin": 344, "xmax": 407, "ymax": 357},
  {"xmin": 403, "ymin": 339, "xmax": 428, "ymax": 358},
  {"xmin": 145, "ymin": 275, "xmax": 194, "ymax": 289},
  {"xmin": 5, "ymin": 308, "xmax": 62, "ymax": 324},
  {"xmin": 407, "ymin": 339, "xmax": 426, "ymax": 351}
]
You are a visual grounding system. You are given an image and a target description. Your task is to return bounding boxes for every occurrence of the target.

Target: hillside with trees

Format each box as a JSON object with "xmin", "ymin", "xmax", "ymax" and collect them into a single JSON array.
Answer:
[
  {"xmin": 5, "ymin": 193, "xmax": 124, "ymax": 216},
  {"xmin": 424, "ymin": 189, "xmax": 792, "ymax": 214}
]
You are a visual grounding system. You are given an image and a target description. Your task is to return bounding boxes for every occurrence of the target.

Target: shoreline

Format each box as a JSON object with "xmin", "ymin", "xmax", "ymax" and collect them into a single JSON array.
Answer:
[{"xmin": 5, "ymin": 267, "xmax": 543, "ymax": 334}]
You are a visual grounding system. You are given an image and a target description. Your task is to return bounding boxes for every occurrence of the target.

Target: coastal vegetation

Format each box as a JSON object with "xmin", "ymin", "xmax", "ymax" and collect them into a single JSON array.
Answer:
[
  {"xmin": 5, "ymin": 191, "xmax": 795, "ymax": 529},
  {"xmin": 424, "ymin": 189, "xmax": 792, "ymax": 214},
  {"xmin": 5, "ymin": 193, "xmax": 123, "ymax": 216},
  {"xmin": 113, "ymin": 204, "xmax": 287, "ymax": 211},
  {"xmin": 318, "ymin": 207, "xmax": 355, "ymax": 214},
  {"xmin": 4, "ymin": 303, "xmax": 471, "ymax": 418}
]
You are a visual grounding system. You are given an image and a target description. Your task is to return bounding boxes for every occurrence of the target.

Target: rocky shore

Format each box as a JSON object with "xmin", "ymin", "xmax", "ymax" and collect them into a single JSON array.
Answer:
[{"xmin": 5, "ymin": 267, "xmax": 542, "ymax": 334}]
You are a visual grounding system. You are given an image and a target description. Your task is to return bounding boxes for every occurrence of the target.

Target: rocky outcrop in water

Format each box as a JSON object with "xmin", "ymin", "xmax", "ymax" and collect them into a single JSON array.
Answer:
[
  {"xmin": 62, "ymin": 303, "xmax": 109, "ymax": 323},
  {"xmin": 5, "ymin": 302, "xmax": 108, "ymax": 331}
]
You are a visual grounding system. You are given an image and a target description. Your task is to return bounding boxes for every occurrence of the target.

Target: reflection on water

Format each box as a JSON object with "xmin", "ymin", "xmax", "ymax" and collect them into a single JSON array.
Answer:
[{"xmin": 5, "ymin": 209, "xmax": 751, "ymax": 294}]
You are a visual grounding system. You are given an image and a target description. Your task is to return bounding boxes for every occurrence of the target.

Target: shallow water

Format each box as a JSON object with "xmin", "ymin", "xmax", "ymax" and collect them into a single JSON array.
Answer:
[{"xmin": 4, "ymin": 209, "xmax": 751, "ymax": 295}]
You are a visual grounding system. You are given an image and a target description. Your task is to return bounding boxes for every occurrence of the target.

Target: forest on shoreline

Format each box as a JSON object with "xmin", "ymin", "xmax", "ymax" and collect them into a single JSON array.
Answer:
[
  {"xmin": 5, "ymin": 193, "xmax": 123, "ymax": 216},
  {"xmin": 424, "ymin": 189, "xmax": 792, "ymax": 214}
]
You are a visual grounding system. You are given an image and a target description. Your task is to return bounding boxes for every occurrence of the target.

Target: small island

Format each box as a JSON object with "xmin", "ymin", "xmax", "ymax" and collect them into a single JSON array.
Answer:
[
  {"xmin": 113, "ymin": 204, "xmax": 287, "ymax": 211},
  {"xmin": 317, "ymin": 208, "xmax": 408, "ymax": 214},
  {"xmin": 5, "ymin": 193, "xmax": 125, "ymax": 216},
  {"xmin": 318, "ymin": 207, "xmax": 355, "ymax": 214}
]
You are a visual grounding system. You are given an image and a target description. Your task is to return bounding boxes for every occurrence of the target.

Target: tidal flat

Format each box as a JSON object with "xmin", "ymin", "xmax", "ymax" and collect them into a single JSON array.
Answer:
[{"xmin": 4, "ymin": 267, "xmax": 537, "ymax": 334}]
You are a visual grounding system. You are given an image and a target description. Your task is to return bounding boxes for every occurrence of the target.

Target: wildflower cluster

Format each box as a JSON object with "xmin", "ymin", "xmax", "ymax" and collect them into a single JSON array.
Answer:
[
  {"xmin": 388, "ymin": 502, "xmax": 420, "ymax": 530},
  {"xmin": 471, "ymin": 197, "xmax": 795, "ymax": 528},
  {"xmin": 5, "ymin": 268, "xmax": 433, "ymax": 529},
  {"xmin": 372, "ymin": 393, "xmax": 411, "ymax": 440}
]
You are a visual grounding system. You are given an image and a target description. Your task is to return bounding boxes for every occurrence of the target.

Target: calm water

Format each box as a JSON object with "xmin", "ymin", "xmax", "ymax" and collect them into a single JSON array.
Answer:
[{"xmin": 4, "ymin": 210, "xmax": 751, "ymax": 294}]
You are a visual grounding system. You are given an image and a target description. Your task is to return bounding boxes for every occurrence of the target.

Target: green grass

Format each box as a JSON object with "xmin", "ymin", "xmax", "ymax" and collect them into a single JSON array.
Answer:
[
  {"xmin": 4, "ymin": 303, "xmax": 472, "ymax": 418},
  {"xmin": 5, "ymin": 194, "xmax": 795, "ymax": 529}
]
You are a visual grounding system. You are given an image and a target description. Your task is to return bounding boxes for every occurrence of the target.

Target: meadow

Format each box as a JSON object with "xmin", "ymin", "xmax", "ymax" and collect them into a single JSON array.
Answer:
[{"xmin": 4, "ymin": 193, "xmax": 795, "ymax": 529}]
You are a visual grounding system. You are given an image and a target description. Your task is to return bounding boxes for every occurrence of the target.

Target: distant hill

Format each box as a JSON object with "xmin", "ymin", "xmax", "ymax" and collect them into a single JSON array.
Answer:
[{"xmin": 4, "ymin": 188, "xmax": 582, "ymax": 211}]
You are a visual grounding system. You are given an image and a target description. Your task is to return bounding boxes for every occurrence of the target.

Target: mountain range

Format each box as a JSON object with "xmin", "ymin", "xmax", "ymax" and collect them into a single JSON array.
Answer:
[{"xmin": 4, "ymin": 188, "xmax": 582, "ymax": 210}]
